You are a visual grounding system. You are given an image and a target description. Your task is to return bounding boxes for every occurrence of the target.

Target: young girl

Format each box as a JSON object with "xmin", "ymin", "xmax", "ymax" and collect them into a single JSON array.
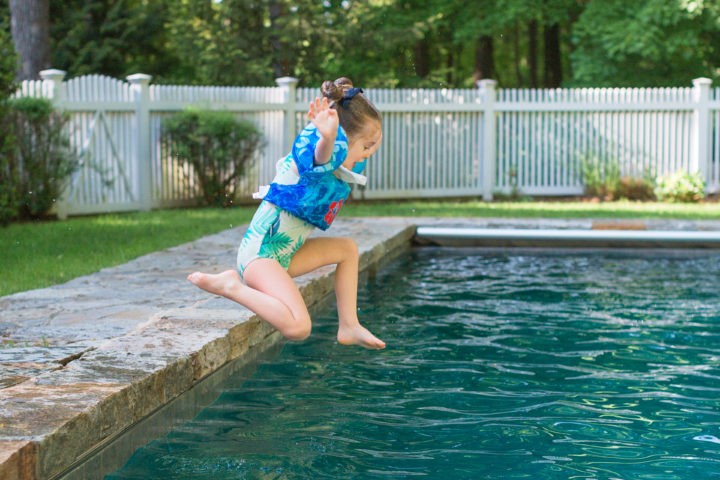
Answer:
[{"xmin": 188, "ymin": 77, "xmax": 385, "ymax": 349}]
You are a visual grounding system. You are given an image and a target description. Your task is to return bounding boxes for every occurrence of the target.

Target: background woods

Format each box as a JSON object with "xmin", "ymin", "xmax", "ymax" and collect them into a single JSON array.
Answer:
[{"xmin": 3, "ymin": 0, "xmax": 720, "ymax": 88}]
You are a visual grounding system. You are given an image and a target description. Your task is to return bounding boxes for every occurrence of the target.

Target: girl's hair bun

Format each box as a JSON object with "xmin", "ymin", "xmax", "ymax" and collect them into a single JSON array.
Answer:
[
  {"xmin": 318, "ymin": 76, "xmax": 381, "ymax": 139},
  {"xmin": 321, "ymin": 77, "xmax": 354, "ymax": 104}
]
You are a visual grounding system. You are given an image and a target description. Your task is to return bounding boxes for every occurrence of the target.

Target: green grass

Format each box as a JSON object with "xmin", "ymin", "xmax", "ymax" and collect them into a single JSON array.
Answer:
[
  {"xmin": 2, "ymin": 200, "xmax": 719, "ymax": 296},
  {"xmin": 1, "ymin": 208, "xmax": 255, "ymax": 296},
  {"xmin": 342, "ymin": 199, "xmax": 720, "ymax": 220}
]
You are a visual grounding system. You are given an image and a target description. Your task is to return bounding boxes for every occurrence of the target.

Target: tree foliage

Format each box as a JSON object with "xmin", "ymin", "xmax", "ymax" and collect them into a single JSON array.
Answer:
[
  {"xmin": 570, "ymin": 0, "xmax": 720, "ymax": 86},
  {"xmin": 15, "ymin": 0, "xmax": 720, "ymax": 89},
  {"xmin": 50, "ymin": 0, "xmax": 174, "ymax": 80},
  {"xmin": 0, "ymin": 8, "xmax": 18, "ymax": 225}
]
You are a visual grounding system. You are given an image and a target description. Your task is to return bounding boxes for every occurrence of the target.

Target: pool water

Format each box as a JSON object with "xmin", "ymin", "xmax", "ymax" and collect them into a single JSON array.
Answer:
[{"xmin": 108, "ymin": 248, "xmax": 720, "ymax": 479}]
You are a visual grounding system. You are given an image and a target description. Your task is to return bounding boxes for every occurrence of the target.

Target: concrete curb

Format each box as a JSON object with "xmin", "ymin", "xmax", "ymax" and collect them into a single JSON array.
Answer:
[{"xmin": 416, "ymin": 227, "xmax": 720, "ymax": 248}]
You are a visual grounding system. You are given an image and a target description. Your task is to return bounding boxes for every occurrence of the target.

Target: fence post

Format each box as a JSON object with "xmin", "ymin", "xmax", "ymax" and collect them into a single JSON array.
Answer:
[
  {"xmin": 40, "ymin": 69, "xmax": 69, "ymax": 219},
  {"xmin": 478, "ymin": 79, "xmax": 497, "ymax": 201},
  {"xmin": 127, "ymin": 73, "xmax": 153, "ymax": 210},
  {"xmin": 691, "ymin": 77, "xmax": 712, "ymax": 191},
  {"xmin": 276, "ymin": 77, "xmax": 299, "ymax": 155}
]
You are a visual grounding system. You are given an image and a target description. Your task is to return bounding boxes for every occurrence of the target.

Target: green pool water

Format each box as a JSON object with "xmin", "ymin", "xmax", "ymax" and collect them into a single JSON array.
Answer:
[{"xmin": 107, "ymin": 248, "xmax": 720, "ymax": 479}]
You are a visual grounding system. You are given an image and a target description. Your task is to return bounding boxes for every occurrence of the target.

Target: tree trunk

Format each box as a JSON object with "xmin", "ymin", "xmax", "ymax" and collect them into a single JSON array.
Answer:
[
  {"xmin": 269, "ymin": 1, "xmax": 288, "ymax": 77},
  {"xmin": 414, "ymin": 37, "xmax": 430, "ymax": 79},
  {"xmin": 513, "ymin": 23, "xmax": 524, "ymax": 87},
  {"xmin": 9, "ymin": 0, "xmax": 50, "ymax": 80},
  {"xmin": 473, "ymin": 35, "xmax": 494, "ymax": 83},
  {"xmin": 528, "ymin": 20, "xmax": 538, "ymax": 88},
  {"xmin": 543, "ymin": 23, "xmax": 562, "ymax": 88}
]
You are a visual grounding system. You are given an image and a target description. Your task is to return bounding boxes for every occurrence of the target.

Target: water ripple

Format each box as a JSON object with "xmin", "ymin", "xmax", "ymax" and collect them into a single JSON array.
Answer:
[{"xmin": 109, "ymin": 249, "xmax": 720, "ymax": 480}]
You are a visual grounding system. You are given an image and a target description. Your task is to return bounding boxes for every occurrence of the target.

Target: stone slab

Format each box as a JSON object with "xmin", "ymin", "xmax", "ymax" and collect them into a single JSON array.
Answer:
[
  {"xmin": 0, "ymin": 441, "xmax": 35, "ymax": 480},
  {"xmin": 0, "ymin": 217, "xmax": 416, "ymax": 479}
]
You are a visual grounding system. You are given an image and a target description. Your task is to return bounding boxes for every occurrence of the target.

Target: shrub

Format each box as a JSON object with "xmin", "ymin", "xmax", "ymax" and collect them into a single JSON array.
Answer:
[
  {"xmin": 0, "ymin": 16, "xmax": 18, "ymax": 225},
  {"xmin": 582, "ymin": 156, "xmax": 656, "ymax": 201},
  {"xmin": 615, "ymin": 169, "xmax": 656, "ymax": 201},
  {"xmin": 581, "ymin": 156, "xmax": 621, "ymax": 199},
  {"xmin": 162, "ymin": 109, "xmax": 263, "ymax": 207},
  {"xmin": 5, "ymin": 97, "xmax": 78, "ymax": 219},
  {"xmin": 655, "ymin": 171, "xmax": 705, "ymax": 203},
  {"xmin": 0, "ymin": 143, "xmax": 18, "ymax": 226}
]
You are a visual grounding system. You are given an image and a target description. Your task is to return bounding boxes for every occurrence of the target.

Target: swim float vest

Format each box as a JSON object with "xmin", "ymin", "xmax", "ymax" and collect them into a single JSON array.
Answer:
[{"xmin": 259, "ymin": 123, "xmax": 366, "ymax": 231}]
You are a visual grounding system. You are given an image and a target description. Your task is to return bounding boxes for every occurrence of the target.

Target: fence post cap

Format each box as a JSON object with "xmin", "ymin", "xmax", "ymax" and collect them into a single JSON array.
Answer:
[
  {"xmin": 40, "ymin": 69, "xmax": 66, "ymax": 81},
  {"xmin": 692, "ymin": 77, "xmax": 712, "ymax": 87},
  {"xmin": 276, "ymin": 76, "xmax": 299, "ymax": 87},
  {"xmin": 476, "ymin": 79, "xmax": 498, "ymax": 89},
  {"xmin": 126, "ymin": 73, "xmax": 153, "ymax": 84}
]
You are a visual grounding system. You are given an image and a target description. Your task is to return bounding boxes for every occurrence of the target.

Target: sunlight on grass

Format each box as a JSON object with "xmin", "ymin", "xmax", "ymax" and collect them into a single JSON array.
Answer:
[
  {"xmin": 0, "ymin": 207, "xmax": 255, "ymax": 296},
  {"xmin": 2, "ymin": 200, "xmax": 719, "ymax": 296},
  {"xmin": 341, "ymin": 200, "xmax": 720, "ymax": 220}
]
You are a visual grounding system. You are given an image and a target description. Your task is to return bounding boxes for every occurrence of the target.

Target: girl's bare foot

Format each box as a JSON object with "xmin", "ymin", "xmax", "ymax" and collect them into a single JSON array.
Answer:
[
  {"xmin": 187, "ymin": 269, "xmax": 241, "ymax": 297},
  {"xmin": 337, "ymin": 323, "xmax": 386, "ymax": 349}
]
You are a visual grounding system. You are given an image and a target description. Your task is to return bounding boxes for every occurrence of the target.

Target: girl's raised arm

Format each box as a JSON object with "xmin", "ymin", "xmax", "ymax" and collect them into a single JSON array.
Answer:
[{"xmin": 308, "ymin": 97, "xmax": 338, "ymax": 166}]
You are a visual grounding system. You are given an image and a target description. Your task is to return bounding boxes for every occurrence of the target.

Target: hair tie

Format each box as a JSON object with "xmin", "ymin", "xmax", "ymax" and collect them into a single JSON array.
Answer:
[{"xmin": 340, "ymin": 88, "xmax": 363, "ymax": 108}]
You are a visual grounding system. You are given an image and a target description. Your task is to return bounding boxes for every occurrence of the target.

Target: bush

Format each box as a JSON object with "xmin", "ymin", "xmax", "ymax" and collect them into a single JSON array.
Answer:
[
  {"xmin": 615, "ymin": 171, "xmax": 656, "ymax": 201},
  {"xmin": 582, "ymin": 156, "xmax": 656, "ymax": 201},
  {"xmin": 655, "ymin": 171, "xmax": 705, "ymax": 203},
  {"xmin": 5, "ymin": 97, "xmax": 78, "ymax": 220},
  {"xmin": 581, "ymin": 156, "xmax": 621, "ymax": 199},
  {"xmin": 162, "ymin": 109, "xmax": 263, "ymax": 207},
  {"xmin": 0, "ymin": 15, "xmax": 18, "ymax": 225}
]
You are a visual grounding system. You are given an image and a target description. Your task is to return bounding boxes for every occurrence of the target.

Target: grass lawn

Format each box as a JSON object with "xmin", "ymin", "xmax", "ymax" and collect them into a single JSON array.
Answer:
[
  {"xmin": 2, "ymin": 199, "xmax": 719, "ymax": 296},
  {"xmin": 0, "ymin": 208, "xmax": 255, "ymax": 297},
  {"xmin": 343, "ymin": 199, "xmax": 720, "ymax": 220}
]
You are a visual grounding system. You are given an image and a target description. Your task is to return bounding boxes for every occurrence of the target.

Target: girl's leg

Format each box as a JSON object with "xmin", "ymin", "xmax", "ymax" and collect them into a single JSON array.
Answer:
[
  {"xmin": 187, "ymin": 259, "xmax": 311, "ymax": 341},
  {"xmin": 288, "ymin": 237, "xmax": 385, "ymax": 349}
]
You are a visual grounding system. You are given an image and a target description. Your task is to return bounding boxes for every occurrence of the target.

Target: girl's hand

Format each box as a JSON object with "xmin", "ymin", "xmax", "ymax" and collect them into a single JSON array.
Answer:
[{"xmin": 308, "ymin": 97, "xmax": 339, "ymax": 140}]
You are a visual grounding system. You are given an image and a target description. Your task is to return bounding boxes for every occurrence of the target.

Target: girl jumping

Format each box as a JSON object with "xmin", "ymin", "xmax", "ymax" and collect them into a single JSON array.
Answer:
[{"xmin": 188, "ymin": 77, "xmax": 385, "ymax": 349}]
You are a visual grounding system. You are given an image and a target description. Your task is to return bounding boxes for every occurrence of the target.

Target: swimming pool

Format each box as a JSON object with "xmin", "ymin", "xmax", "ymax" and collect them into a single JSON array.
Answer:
[{"xmin": 107, "ymin": 248, "xmax": 720, "ymax": 479}]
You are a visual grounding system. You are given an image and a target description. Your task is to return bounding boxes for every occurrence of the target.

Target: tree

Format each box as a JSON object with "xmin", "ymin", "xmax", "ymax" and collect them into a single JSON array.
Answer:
[
  {"xmin": 35, "ymin": 0, "xmax": 720, "ymax": 90},
  {"xmin": 528, "ymin": 19, "xmax": 539, "ymax": 87},
  {"xmin": 0, "ymin": 10, "xmax": 16, "ymax": 114},
  {"xmin": 50, "ymin": 0, "xmax": 176, "ymax": 81},
  {"xmin": 9, "ymin": 0, "xmax": 50, "ymax": 80},
  {"xmin": 570, "ymin": 0, "xmax": 720, "ymax": 86},
  {"xmin": 474, "ymin": 35, "xmax": 495, "ymax": 82},
  {"xmin": 543, "ymin": 22, "xmax": 562, "ymax": 87}
]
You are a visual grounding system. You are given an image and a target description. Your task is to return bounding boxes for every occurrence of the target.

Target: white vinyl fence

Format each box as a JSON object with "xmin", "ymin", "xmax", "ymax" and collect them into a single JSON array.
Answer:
[{"xmin": 17, "ymin": 70, "xmax": 720, "ymax": 218}]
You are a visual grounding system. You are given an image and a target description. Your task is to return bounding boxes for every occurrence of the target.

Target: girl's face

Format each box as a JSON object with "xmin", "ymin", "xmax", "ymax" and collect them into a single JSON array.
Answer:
[{"xmin": 343, "ymin": 122, "xmax": 382, "ymax": 170}]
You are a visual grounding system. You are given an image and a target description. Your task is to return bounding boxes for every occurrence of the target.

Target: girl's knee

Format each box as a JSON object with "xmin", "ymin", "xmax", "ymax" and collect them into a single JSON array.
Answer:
[
  {"xmin": 339, "ymin": 237, "xmax": 358, "ymax": 259},
  {"xmin": 283, "ymin": 317, "xmax": 312, "ymax": 341}
]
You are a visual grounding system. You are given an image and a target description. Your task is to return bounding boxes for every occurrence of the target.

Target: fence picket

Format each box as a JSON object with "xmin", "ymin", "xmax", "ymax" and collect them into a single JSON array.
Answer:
[
  {"xmin": 15, "ymin": 74, "xmax": 720, "ymax": 216},
  {"xmin": 715, "ymin": 111, "xmax": 720, "ymax": 189}
]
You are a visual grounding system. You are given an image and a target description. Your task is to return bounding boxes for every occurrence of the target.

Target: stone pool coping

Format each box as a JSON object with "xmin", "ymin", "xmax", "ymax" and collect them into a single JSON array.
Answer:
[
  {"xmin": 2, "ymin": 216, "xmax": 720, "ymax": 479},
  {"xmin": 0, "ymin": 218, "xmax": 415, "ymax": 480}
]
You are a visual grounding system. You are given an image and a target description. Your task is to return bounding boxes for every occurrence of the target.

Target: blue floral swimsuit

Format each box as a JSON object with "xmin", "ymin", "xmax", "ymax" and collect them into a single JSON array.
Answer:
[{"xmin": 236, "ymin": 123, "xmax": 366, "ymax": 279}]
